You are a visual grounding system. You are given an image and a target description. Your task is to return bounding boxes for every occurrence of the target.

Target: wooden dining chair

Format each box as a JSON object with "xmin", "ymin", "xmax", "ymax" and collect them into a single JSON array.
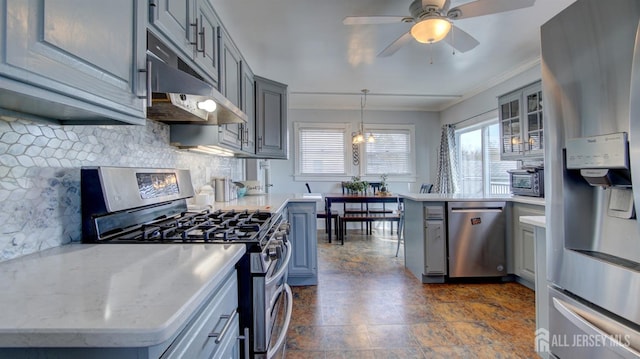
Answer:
[
  {"xmin": 340, "ymin": 181, "xmax": 370, "ymax": 235},
  {"xmin": 366, "ymin": 182, "xmax": 395, "ymax": 233},
  {"xmin": 420, "ymin": 183, "xmax": 434, "ymax": 193},
  {"xmin": 306, "ymin": 183, "xmax": 338, "ymax": 238}
]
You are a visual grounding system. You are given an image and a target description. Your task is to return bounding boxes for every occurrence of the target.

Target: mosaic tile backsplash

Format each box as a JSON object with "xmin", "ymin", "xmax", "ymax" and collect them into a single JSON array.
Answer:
[{"xmin": 0, "ymin": 116, "xmax": 244, "ymax": 262}]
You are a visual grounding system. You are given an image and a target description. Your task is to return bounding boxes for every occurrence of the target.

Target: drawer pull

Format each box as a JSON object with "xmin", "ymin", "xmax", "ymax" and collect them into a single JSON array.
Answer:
[{"xmin": 208, "ymin": 308, "xmax": 238, "ymax": 344}]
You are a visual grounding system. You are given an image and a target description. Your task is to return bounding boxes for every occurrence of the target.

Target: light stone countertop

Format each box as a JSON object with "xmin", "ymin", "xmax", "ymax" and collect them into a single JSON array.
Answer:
[
  {"xmin": 399, "ymin": 193, "xmax": 546, "ymax": 206},
  {"xmin": 0, "ymin": 243, "xmax": 246, "ymax": 348},
  {"xmin": 519, "ymin": 215, "xmax": 547, "ymax": 228},
  {"xmin": 190, "ymin": 193, "xmax": 545, "ymax": 212},
  {"xmin": 189, "ymin": 193, "xmax": 322, "ymax": 213}
]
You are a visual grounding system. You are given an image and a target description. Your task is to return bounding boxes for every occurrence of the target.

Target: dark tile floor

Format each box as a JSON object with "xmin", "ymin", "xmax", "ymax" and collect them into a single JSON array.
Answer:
[{"xmin": 285, "ymin": 228, "xmax": 538, "ymax": 358}]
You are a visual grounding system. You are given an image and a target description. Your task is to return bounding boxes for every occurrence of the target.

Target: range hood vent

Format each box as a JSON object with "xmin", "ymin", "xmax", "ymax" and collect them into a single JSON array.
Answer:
[{"xmin": 146, "ymin": 33, "xmax": 247, "ymax": 125}]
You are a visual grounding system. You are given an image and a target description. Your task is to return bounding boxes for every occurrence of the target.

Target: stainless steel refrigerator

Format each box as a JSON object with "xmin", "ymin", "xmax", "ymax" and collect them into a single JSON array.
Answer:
[{"xmin": 542, "ymin": 0, "xmax": 640, "ymax": 357}]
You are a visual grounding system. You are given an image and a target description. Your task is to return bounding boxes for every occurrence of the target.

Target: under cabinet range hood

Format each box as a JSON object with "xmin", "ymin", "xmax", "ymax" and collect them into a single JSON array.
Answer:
[{"xmin": 146, "ymin": 33, "xmax": 247, "ymax": 125}]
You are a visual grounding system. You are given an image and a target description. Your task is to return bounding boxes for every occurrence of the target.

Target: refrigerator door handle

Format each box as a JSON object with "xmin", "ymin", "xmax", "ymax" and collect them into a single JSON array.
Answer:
[
  {"xmin": 629, "ymin": 19, "xmax": 640, "ymax": 234},
  {"xmin": 552, "ymin": 297, "xmax": 640, "ymax": 358}
]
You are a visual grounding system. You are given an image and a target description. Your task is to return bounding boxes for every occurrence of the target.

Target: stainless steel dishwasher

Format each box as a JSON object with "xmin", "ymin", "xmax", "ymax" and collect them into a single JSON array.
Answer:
[{"xmin": 447, "ymin": 201, "xmax": 506, "ymax": 278}]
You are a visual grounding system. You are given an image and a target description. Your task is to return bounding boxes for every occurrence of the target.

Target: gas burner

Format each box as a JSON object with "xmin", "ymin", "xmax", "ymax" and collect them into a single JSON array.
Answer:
[{"xmin": 99, "ymin": 209, "xmax": 273, "ymax": 243}]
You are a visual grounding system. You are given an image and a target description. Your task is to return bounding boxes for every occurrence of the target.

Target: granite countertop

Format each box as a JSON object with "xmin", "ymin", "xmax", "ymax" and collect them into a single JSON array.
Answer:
[
  {"xmin": 519, "ymin": 215, "xmax": 547, "ymax": 228},
  {"xmin": 400, "ymin": 193, "xmax": 546, "ymax": 206},
  {"xmin": 0, "ymin": 243, "xmax": 246, "ymax": 348}
]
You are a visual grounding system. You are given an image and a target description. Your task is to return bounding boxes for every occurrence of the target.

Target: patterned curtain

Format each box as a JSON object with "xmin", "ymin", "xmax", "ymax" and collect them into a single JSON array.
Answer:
[{"xmin": 435, "ymin": 124, "xmax": 460, "ymax": 193}]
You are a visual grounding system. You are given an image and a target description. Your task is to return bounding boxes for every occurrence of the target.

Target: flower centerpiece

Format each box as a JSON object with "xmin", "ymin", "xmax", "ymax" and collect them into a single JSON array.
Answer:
[{"xmin": 345, "ymin": 176, "xmax": 368, "ymax": 194}]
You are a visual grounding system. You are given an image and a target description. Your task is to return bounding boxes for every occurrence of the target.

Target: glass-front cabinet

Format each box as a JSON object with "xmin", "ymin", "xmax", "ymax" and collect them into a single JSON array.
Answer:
[
  {"xmin": 499, "ymin": 81, "xmax": 543, "ymax": 159},
  {"xmin": 524, "ymin": 84, "xmax": 543, "ymax": 156}
]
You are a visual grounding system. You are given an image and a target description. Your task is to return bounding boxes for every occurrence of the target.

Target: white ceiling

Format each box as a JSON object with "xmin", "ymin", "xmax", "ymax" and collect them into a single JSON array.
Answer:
[{"xmin": 209, "ymin": 0, "xmax": 576, "ymax": 112}]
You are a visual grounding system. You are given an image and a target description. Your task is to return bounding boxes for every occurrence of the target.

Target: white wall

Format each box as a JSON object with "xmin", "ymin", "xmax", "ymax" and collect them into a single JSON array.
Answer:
[
  {"xmin": 269, "ymin": 108, "xmax": 441, "ymax": 195},
  {"xmin": 440, "ymin": 64, "xmax": 542, "ymax": 128}
]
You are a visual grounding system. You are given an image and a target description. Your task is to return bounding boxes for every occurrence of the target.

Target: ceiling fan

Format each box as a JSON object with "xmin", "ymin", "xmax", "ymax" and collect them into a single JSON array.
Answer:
[{"xmin": 343, "ymin": 0, "xmax": 536, "ymax": 57}]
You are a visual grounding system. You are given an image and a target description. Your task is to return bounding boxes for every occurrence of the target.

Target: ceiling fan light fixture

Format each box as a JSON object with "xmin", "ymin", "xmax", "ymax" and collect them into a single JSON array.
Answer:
[{"xmin": 410, "ymin": 17, "xmax": 451, "ymax": 43}]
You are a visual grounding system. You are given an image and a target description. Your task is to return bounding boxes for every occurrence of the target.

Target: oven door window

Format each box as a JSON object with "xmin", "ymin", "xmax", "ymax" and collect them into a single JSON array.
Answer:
[{"xmin": 512, "ymin": 174, "xmax": 533, "ymax": 189}]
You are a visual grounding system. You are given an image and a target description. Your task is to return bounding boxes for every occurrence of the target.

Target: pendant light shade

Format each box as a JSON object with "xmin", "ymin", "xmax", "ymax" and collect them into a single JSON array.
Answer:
[{"xmin": 410, "ymin": 16, "xmax": 452, "ymax": 44}]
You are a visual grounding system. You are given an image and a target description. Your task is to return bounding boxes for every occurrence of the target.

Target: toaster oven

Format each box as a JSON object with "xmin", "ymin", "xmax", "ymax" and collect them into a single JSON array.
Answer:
[{"xmin": 508, "ymin": 167, "xmax": 544, "ymax": 197}]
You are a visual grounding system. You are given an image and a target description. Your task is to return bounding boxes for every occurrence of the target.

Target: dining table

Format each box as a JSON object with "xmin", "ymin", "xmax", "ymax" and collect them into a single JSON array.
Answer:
[{"xmin": 323, "ymin": 193, "xmax": 403, "ymax": 243}]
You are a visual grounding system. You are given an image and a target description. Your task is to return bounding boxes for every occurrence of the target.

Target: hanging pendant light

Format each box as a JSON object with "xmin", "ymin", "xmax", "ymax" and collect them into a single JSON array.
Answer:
[{"xmin": 352, "ymin": 89, "xmax": 374, "ymax": 144}]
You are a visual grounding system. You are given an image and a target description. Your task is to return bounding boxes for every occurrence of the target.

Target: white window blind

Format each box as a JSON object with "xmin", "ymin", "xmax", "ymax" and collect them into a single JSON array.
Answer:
[
  {"xmin": 364, "ymin": 129, "xmax": 412, "ymax": 175},
  {"xmin": 298, "ymin": 127, "xmax": 346, "ymax": 175}
]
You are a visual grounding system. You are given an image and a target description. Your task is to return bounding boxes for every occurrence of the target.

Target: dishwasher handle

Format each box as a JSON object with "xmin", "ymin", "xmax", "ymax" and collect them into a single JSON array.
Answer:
[{"xmin": 450, "ymin": 207, "xmax": 504, "ymax": 213}]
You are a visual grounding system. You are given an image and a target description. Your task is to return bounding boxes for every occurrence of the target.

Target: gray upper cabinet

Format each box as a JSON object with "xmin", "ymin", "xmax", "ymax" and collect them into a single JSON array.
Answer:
[
  {"xmin": 149, "ymin": 0, "xmax": 219, "ymax": 86},
  {"xmin": 219, "ymin": 27, "xmax": 243, "ymax": 150},
  {"xmin": 241, "ymin": 62, "xmax": 255, "ymax": 153},
  {"xmin": 192, "ymin": 1, "xmax": 220, "ymax": 85},
  {"xmin": 255, "ymin": 76, "xmax": 288, "ymax": 159},
  {"xmin": 0, "ymin": 0, "xmax": 147, "ymax": 124},
  {"xmin": 499, "ymin": 81, "xmax": 543, "ymax": 160},
  {"xmin": 219, "ymin": 28, "xmax": 242, "ymax": 107}
]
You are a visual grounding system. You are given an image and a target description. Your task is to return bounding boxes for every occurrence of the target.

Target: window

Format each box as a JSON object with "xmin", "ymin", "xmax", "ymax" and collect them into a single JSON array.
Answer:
[
  {"xmin": 294, "ymin": 122, "xmax": 415, "ymax": 181},
  {"xmin": 294, "ymin": 123, "xmax": 349, "ymax": 177},
  {"xmin": 456, "ymin": 121, "xmax": 517, "ymax": 195},
  {"xmin": 363, "ymin": 125, "xmax": 414, "ymax": 177}
]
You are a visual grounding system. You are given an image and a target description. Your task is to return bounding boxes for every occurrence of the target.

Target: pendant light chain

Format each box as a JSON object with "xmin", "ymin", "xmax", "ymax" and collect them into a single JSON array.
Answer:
[{"xmin": 361, "ymin": 89, "xmax": 367, "ymax": 135}]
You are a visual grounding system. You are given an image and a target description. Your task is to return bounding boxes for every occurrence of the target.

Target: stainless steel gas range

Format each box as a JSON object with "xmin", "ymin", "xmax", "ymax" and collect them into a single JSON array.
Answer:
[{"xmin": 80, "ymin": 166, "xmax": 292, "ymax": 359}]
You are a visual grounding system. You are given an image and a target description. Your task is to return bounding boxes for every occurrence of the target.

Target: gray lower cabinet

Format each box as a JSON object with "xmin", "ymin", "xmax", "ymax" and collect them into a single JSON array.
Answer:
[
  {"xmin": 512, "ymin": 203, "xmax": 544, "ymax": 287},
  {"xmin": 255, "ymin": 76, "xmax": 288, "ymax": 159},
  {"xmin": 404, "ymin": 200, "xmax": 447, "ymax": 283},
  {"xmin": 161, "ymin": 269, "xmax": 240, "ymax": 358},
  {"xmin": 0, "ymin": 269, "xmax": 241, "ymax": 359},
  {"xmin": 287, "ymin": 201, "xmax": 318, "ymax": 286},
  {"xmin": 0, "ymin": 0, "xmax": 147, "ymax": 124}
]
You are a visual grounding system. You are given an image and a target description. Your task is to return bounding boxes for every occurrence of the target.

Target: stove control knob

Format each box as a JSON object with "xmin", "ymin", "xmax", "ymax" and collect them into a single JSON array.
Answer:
[
  {"xmin": 268, "ymin": 245, "xmax": 278, "ymax": 259},
  {"xmin": 275, "ymin": 231, "xmax": 287, "ymax": 241},
  {"xmin": 269, "ymin": 245, "xmax": 284, "ymax": 259},
  {"xmin": 279, "ymin": 223, "xmax": 290, "ymax": 234}
]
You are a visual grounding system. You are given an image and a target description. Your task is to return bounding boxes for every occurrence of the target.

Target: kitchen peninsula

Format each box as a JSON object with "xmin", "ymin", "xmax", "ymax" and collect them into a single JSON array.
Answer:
[{"xmin": 400, "ymin": 193, "xmax": 545, "ymax": 285}]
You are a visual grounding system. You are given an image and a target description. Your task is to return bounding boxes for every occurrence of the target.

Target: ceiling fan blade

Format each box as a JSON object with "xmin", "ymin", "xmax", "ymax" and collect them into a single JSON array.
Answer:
[
  {"xmin": 378, "ymin": 31, "xmax": 414, "ymax": 57},
  {"xmin": 447, "ymin": 0, "xmax": 535, "ymax": 20},
  {"xmin": 444, "ymin": 25, "xmax": 480, "ymax": 52},
  {"xmin": 343, "ymin": 16, "xmax": 410, "ymax": 25},
  {"xmin": 442, "ymin": 0, "xmax": 451, "ymax": 11}
]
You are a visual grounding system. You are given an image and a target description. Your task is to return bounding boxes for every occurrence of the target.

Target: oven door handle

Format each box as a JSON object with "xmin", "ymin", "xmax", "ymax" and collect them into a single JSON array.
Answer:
[
  {"xmin": 266, "ymin": 283, "xmax": 293, "ymax": 359},
  {"xmin": 552, "ymin": 297, "xmax": 640, "ymax": 357},
  {"xmin": 265, "ymin": 238, "xmax": 292, "ymax": 287}
]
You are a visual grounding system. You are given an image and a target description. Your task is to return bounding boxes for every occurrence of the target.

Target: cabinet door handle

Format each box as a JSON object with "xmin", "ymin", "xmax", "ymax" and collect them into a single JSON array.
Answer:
[
  {"xmin": 237, "ymin": 327, "xmax": 250, "ymax": 359},
  {"xmin": 138, "ymin": 60, "xmax": 152, "ymax": 108},
  {"xmin": 199, "ymin": 26, "xmax": 206, "ymax": 56},
  {"xmin": 258, "ymin": 136, "xmax": 262, "ymax": 150},
  {"xmin": 208, "ymin": 308, "xmax": 238, "ymax": 344},
  {"xmin": 190, "ymin": 18, "xmax": 201, "ymax": 52}
]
